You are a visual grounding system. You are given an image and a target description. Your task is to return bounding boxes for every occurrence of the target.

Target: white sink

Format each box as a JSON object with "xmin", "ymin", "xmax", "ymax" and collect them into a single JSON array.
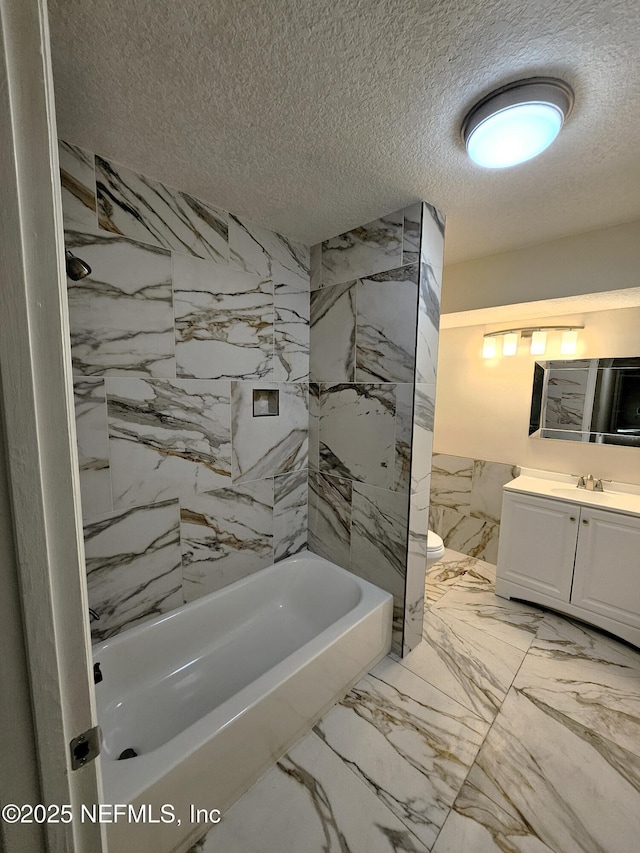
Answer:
[{"xmin": 549, "ymin": 486, "xmax": 628, "ymax": 507}]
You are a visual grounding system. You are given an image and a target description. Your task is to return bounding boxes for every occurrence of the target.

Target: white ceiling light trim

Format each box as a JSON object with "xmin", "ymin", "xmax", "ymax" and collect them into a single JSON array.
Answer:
[{"xmin": 462, "ymin": 78, "xmax": 574, "ymax": 169}]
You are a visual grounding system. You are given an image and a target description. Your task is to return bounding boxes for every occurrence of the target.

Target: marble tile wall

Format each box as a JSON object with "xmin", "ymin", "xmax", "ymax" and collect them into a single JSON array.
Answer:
[
  {"xmin": 60, "ymin": 140, "xmax": 310, "ymax": 641},
  {"xmin": 308, "ymin": 202, "xmax": 445, "ymax": 655},
  {"xmin": 429, "ymin": 453, "xmax": 519, "ymax": 563}
]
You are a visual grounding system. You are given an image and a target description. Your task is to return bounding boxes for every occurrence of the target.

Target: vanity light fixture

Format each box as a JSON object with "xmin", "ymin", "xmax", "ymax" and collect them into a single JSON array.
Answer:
[
  {"xmin": 462, "ymin": 78, "xmax": 574, "ymax": 169},
  {"xmin": 482, "ymin": 325, "xmax": 584, "ymax": 359}
]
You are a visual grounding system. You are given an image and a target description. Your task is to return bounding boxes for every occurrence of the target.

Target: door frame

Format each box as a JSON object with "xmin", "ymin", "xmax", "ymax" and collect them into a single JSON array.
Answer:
[{"xmin": 0, "ymin": 0, "xmax": 106, "ymax": 850}]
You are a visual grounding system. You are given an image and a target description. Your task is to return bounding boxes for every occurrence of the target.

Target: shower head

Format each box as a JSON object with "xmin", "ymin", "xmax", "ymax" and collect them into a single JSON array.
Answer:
[{"xmin": 65, "ymin": 249, "xmax": 92, "ymax": 281}]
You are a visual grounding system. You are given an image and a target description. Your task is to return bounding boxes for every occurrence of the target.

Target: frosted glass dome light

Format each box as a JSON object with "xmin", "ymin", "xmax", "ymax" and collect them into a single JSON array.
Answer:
[{"xmin": 462, "ymin": 78, "xmax": 574, "ymax": 169}]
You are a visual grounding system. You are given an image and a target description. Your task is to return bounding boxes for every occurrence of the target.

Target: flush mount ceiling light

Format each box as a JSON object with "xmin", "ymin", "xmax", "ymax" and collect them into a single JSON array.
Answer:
[{"xmin": 462, "ymin": 78, "xmax": 574, "ymax": 169}]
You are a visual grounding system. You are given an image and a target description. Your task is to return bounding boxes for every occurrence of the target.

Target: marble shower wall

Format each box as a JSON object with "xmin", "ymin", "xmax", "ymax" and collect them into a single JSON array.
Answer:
[
  {"xmin": 429, "ymin": 454, "xmax": 519, "ymax": 563},
  {"xmin": 60, "ymin": 140, "xmax": 310, "ymax": 642},
  {"xmin": 308, "ymin": 203, "xmax": 445, "ymax": 655}
]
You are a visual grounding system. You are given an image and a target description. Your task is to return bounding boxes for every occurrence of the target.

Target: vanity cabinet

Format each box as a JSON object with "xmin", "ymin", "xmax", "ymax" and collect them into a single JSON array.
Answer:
[{"xmin": 496, "ymin": 485, "xmax": 640, "ymax": 647}]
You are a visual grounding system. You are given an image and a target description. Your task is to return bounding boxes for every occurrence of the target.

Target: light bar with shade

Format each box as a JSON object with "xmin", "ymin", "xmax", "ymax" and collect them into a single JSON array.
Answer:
[{"xmin": 482, "ymin": 325, "xmax": 583, "ymax": 359}]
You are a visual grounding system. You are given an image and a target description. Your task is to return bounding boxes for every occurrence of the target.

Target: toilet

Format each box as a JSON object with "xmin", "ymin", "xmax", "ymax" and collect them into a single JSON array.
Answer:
[{"xmin": 426, "ymin": 530, "xmax": 445, "ymax": 567}]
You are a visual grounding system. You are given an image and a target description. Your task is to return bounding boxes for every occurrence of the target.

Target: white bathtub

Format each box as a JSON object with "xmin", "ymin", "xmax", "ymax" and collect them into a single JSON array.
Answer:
[{"xmin": 93, "ymin": 549, "xmax": 392, "ymax": 853}]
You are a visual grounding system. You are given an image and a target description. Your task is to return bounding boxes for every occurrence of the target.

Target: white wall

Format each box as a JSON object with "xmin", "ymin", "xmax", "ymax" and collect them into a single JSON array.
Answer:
[
  {"xmin": 443, "ymin": 218, "xmax": 640, "ymax": 314},
  {"xmin": 433, "ymin": 305, "xmax": 640, "ymax": 485}
]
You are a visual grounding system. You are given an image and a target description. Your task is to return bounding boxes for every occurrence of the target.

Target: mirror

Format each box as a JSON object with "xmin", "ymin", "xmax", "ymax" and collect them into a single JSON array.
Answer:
[{"xmin": 529, "ymin": 357, "xmax": 640, "ymax": 447}]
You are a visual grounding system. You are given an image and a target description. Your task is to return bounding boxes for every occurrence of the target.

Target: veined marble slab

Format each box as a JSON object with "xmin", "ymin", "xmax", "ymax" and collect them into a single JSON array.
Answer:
[
  {"xmin": 85, "ymin": 499, "xmax": 182, "ymax": 642},
  {"xmin": 350, "ymin": 482, "xmax": 408, "ymax": 605},
  {"xmin": 402, "ymin": 203, "xmax": 422, "ymax": 266},
  {"xmin": 430, "ymin": 505, "xmax": 500, "ymax": 564},
  {"xmin": 319, "ymin": 383, "xmax": 396, "ymax": 488},
  {"xmin": 399, "ymin": 608, "xmax": 526, "ymax": 723},
  {"xmin": 316, "ymin": 657, "xmax": 489, "ymax": 850},
  {"xmin": 513, "ymin": 612, "xmax": 640, "ymax": 760},
  {"xmin": 356, "ymin": 264, "xmax": 419, "ymax": 383},
  {"xmin": 106, "ymin": 377, "xmax": 231, "ymax": 508},
  {"xmin": 307, "ymin": 471, "xmax": 352, "ymax": 570},
  {"xmin": 411, "ymin": 383, "xmax": 435, "ymax": 493},
  {"xmin": 415, "ymin": 260, "xmax": 441, "ymax": 384},
  {"xmin": 231, "ymin": 382, "xmax": 308, "ymax": 483},
  {"xmin": 181, "ymin": 479, "xmax": 274, "ymax": 602},
  {"xmin": 432, "ymin": 587, "xmax": 543, "ymax": 653},
  {"xmin": 95, "ymin": 155, "xmax": 229, "ymax": 263},
  {"xmin": 394, "ymin": 383, "xmax": 413, "ymax": 493},
  {"xmin": 431, "ymin": 454, "xmax": 473, "ymax": 515},
  {"xmin": 308, "ymin": 382, "xmax": 320, "ymax": 471},
  {"xmin": 274, "ymin": 469, "xmax": 308, "ymax": 561},
  {"xmin": 228, "ymin": 214, "xmax": 309, "ymax": 293},
  {"xmin": 420, "ymin": 202, "xmax": 446, "ymax": 271},
  {"xmin": 193, "ymin": 729, "xmax": 430, "ymax": 853},
  {"xmin": 273, "ymin": 291, "xmax": 310, "ymax": 381},
  {"xmin": 58, "ymin": 140, "xmax": 97, "ymax": 230},
  {"xmin": 73, "ymin": 377, "xmax": 112, "ymax": 519},
  {"xmin": 173, "ymin": 253, "xmax": 273, "ymax": 380},
  {"xmin": 434, "ymin": 686, "xmax": 640, "ymax": 853},
  {"xmin": 310, "ymin": 281, "xmax": 356, "ymax": 383},
  {"xmin": 470, "ymin": 460, "xmax": 519, "ymax": 524},
  {"xmin": 425, "ymin": 551, "xmax": 496, "ymax": 608},
  {"xmin": 321, "ymin": 210, "xmax": 404, "ymax": 287},
  {"xmin": 309, "ymin": 242, "xmax": 323, "ymax": 290},
  {"xmin": 404, "ymin": 489, "xmax": 430, "ymax": 653},
  {"xmin": 65, "ymin": 230, "xmax": 174, "ymax": 377}
]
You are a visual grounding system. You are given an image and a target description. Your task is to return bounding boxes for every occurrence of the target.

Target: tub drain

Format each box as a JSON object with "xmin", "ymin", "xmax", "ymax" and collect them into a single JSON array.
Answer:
[{"xmin": 117, "ymin": 748, "xmax": 138, "ymax": 760}]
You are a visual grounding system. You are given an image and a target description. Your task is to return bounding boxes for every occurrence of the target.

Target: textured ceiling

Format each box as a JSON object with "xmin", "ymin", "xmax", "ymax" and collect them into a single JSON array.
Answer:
[{"xmin": 48, "ymin": 0, "xmax": 640, "ymax": 264}]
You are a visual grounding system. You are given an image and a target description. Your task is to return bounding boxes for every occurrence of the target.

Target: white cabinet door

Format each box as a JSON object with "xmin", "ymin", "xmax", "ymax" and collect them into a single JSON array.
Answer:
[
  {"xmin": 572, "ymin": 508, "xmax": 640, "ymax": 629},
  {"xmin": 497, "ymin": 492, "xmax": 578, "ymax": 601}
]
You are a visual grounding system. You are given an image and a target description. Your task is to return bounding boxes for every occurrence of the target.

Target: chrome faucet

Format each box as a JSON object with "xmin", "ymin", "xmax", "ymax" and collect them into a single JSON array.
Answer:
[
  {"xmin": 577, "ymin": 474, "xmax": 605, "ymax": 492},
  {"xmin": 585, "ymin": 474, "xmax": 596, "ymax": 491}
]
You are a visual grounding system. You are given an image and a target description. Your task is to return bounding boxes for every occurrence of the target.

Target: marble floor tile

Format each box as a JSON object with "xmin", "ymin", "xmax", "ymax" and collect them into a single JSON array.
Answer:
[
  {"xmin": 65, "ymin": 230, "xmax": 175, "ymax": 377},
  {"xmin": 58, "ymin": 139, "xmax": 97, "ymax": 231},
  {"xmin": 355, "ymin": 264, "xmax": 419, "ymax": 384},
  {"xmin": 319, "ymin": 383, "xmax": 396, "ymax": 488},
  {"xmin": 310, "ymin": 281, "xmax": 356, "ymax": 383},
  {"xmin": 273, "ymin": 469, "xmax": 308, "ymax": 561},
  {"xmin": 107, "ymin": 377, "xmax": 231, "ymax": 508},
  {"xmin": 512, "ymin": 611, "xmax": 640, "ymax": 759},
  {"xmin": 231, "ymin": 382, "xmax": 308, "ymax": 483},
  {"xmin": 433, "ymin": 686, "xmax": 640, "ymax": 853},
  {"xmin": 173, "ymin": 254, "xmax": 274, "ymax": 380},
  {"xmin": 432, "ymin": 587, "xmax": 543, "ymax": 653},
  {"xmin": 321, "ymin": 210, "xmax": 404, "ymax": 287},
  {"xmin": 96, "ymin": 155, "xmax": 229, "ymax": 262},
  {"xmin": 73, "ymin": 377, "xmax": 112, "ymax": 519},
  {"xmin": 315, "ymin": 656, "xmax": 489, "ymax": 850},
  {"xmin": 307, "ymin": 471, "xmax": 352, "ymax": 570},
  {"xmin": 193, "ymin": 730, "xmax": 430, "ymax": 853},
  {"xmin": 228, "ymin": 214, "xmax": 309, "ymax": 293},
  {"xmin": 181, "ymin": 480, "xmax": 274, "ymax": 602},
  {"xmin": 426, "ymin": 552, "xmax": 497, "ymax": 607},
  {"xmin": 273, "ymin": 290, "xmax": 309, "ymax": 382},
  {"xmin": 399, "ymin": 609, "xmax": 526, "ymax": 723},
  {"xmin": 85, "ymin": 499, "xmax": 182, "ymax": 641}
]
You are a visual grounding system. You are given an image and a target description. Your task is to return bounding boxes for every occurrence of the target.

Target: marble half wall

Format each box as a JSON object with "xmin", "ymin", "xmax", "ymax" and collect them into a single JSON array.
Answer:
[
  {"xmin": 429, "ymin": 453, "xmax": 519, "ymax": 563},
  {"xmin": 308, "ymin": 203, "xmax": 445, "ymax": 655},
  {"xmin": 60, "ymin": 140, "xmax": 309, "ymax": 641}
]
